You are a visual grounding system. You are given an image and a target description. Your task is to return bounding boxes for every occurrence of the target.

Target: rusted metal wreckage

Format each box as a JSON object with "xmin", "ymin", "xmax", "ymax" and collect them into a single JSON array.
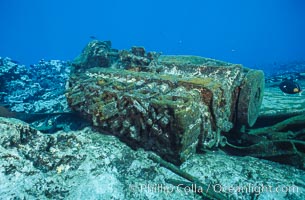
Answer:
[
  {"xmin": 66, "ymin": 40, "xmax": 268, "ymax": 165},
  {"xmin": 66, "ymin": 40, "xmax": 265, "ymax": 164}
]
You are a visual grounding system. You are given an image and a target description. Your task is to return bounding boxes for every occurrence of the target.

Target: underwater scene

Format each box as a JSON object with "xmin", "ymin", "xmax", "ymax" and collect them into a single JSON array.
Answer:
[{"xmin": 0, "ymin": 1, "xmax": 305, "ymax": 199}]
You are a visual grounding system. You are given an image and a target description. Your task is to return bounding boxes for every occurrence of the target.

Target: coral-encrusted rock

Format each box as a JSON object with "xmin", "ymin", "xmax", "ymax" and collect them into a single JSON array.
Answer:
[
  {"xmin": 0, "ymin": 57, "xmax": 82, "ymax": 133},
  {"xmin": 0, "ymin": 57, "xmax": 71, "ymax": 113},
  {"xmin": 1, "ymin": 117, "xmax": 305, "ymax": 199},
  {"xmin": 66, "ymin": 41, "xmax": 265, "ymax": 164},
  {"xmin": 0, "ymin": 117, "xmax": 85, "ymax": 173},
  {"xmin": 0, "ymin": 57, "xmax": 30, "ymax": 102}
]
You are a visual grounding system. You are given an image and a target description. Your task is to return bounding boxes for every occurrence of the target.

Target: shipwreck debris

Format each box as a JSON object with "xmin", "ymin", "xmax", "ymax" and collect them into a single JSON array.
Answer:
[{"xmin": 66, "ymin": 40, "xmax": 265, "ymax": 164}]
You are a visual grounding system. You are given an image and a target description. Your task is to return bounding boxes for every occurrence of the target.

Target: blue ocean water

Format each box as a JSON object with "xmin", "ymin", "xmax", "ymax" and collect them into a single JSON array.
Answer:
[{"xmin": 0, "ymin": 0, "xmax": 305, "ymax": 69}]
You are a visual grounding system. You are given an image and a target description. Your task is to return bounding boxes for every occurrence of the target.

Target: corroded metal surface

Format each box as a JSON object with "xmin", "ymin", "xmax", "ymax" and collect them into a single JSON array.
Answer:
[
  {"xmin": 67, "ymin": 68, "xmax": 207, "ymax": 163},
  {"xmin": 237, "ymin": 70, "xmax": 265, "ymax": 127},
  {"xmin": 66, "ymin": 40, "xmax": 264, "ymax": 164}
]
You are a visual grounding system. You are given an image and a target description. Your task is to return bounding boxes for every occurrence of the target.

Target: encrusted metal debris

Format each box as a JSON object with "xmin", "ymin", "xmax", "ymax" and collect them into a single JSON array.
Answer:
[{"xmin": 66, "ymin": 40, "xmax": 265, "ymax": 164}]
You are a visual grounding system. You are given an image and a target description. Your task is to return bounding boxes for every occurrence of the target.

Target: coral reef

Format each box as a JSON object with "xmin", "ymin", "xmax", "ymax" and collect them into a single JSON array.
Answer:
[{"xmin": 0, "ymin": 57, "xmax": 86, "ymax": 132}]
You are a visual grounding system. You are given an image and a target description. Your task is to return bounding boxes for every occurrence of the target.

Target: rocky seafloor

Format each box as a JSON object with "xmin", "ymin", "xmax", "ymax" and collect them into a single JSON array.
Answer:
[
  {"xmin": 1, "ymin": 117, "xmax": 305, "ymax": 200},
  {"xmin": 1, "ymin": 56, "xmax": 305, "ymax": 199}
]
